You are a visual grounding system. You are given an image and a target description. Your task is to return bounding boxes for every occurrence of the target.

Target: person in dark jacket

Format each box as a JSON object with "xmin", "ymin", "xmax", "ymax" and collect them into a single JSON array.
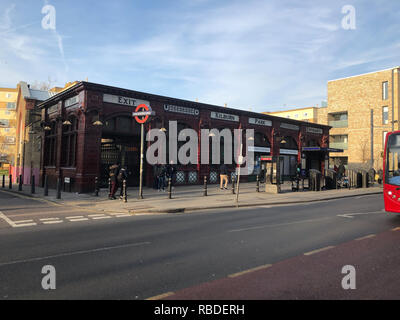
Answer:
[
  {"xmin": 166, "ymin": 161, "xmax": 177, "ymax": 189},
  {"xmin": 158, "ymin": 164, "xmax": 167, "ymax": 192},
  {"xmin": 108, "ymin": 163, "xmax": 120, "ymax": 199},
  {"xmin": 117, "ymin": 166, "xmax": 129, "ymax": 199},
  {"xmin": 220, "ymin": 163, "xmax": 229, "ymax": 190}
]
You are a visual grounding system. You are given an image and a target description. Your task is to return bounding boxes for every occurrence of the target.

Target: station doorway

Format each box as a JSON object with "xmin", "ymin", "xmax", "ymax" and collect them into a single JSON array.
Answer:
[{"xmin": 100, "ymin": 136, "xmax": 141, "ymax": 187}]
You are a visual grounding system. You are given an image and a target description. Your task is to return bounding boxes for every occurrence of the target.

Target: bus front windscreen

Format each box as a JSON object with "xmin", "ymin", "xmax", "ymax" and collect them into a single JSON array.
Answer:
[{"xmin": 386, "ymin": 133, "xmax": 400, "ymax": 186}]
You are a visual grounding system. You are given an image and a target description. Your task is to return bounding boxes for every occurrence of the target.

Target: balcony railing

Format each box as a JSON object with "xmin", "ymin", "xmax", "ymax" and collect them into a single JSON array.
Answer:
[
  {"xmin": 330, "ymin": 142, "xmax": 348, "ymax": 150},
  {"xmin": 328, "ymin": 120, "xmax": 348, "ymax": 128}
]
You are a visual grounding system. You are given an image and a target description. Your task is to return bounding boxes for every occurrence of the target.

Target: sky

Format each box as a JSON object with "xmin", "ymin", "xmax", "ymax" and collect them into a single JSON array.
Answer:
[{"xmin": 0, "ymin": 0, "xmax": 399, "ymax": 113}]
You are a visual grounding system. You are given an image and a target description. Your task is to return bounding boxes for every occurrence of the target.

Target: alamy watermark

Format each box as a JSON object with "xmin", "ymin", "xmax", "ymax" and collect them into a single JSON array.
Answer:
[
  {"xmin": 341, "ymin": 265, "xmax": 356, "ymax": 290},
  {"xmin": 41, "ymin": 265, "xmax": 56, "ymax": 290},
  {"xmin": 341, "ymin": 5, "xmax": 356, "ymax": 30},
  {"xmin": 41, "ymin": 4, "xmax": 56, "ymax": 30},
  {"xmin": 146, "ymin": 121, "xmax": 255, "ymax": 175}
]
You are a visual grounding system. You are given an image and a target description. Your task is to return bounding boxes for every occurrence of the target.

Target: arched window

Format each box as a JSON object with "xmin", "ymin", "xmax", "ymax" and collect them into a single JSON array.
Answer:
[
  {"xmin": 45, "ymin": 121, "xmax": 57, "ymax": 166},
  {"xmin": 254, "ymin": 132, "xmax": 270, "ymax": 148},
  {"xmin": 282, "ymin": 136, "xmax": 298, "ymax": 149},
  {"xmin": 61, "ymin": 117, "xmax": 78, "ymax": 167}
]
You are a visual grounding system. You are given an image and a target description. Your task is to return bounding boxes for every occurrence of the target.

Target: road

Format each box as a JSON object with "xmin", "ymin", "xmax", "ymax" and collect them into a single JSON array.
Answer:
[{"xmin": 0, "ymin": 189, "xmax": 399, "ymax": 300}]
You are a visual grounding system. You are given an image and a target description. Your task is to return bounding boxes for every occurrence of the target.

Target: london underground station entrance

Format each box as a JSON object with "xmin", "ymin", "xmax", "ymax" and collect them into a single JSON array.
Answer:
[{"xmin": 100, "ymin": 116, "xmax": 142, "ymax": 187}]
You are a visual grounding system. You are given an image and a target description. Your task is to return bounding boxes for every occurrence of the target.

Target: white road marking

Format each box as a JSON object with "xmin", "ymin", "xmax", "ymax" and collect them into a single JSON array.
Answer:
[
  {"xmin": 228, "ymin": 217, "xmax": 332, "ymax": 233},
  {"xmin": 337, "ymin": 210, "xmax": 384, "ymax": 219},
  {"xmin": 0, "ymin": 212, "xmax": 38, "ymax": 227},
  {"xmin": 89, "ymin": 214, "xmax": 111, "ymax": 220},
  {"xmin": 109, "ymin": 213, "xmax": 130, "ymax": 218},
  {"xmin": 40, "ymin": 218, "xmax": 63, "ymax": 224},
  {"xmin": 14, "ymin": 223, "xmax": 37, "ymax": 227},
  {"xmin": 0, "ymin": 241, "xmax": 151, "ymax": 267}
]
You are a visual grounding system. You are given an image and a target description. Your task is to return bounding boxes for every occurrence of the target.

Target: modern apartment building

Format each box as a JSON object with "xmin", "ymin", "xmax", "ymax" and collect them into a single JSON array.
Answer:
[
  {"xmin": 0, "ymin": 88, "xmax": 18, "ymax": 170},
  {"xmin": 263, "ymin": 106, "xmax": 320, "ymax": 123},
  {"xmin": 263, "ymin": 67, "xmax": 400, "ymax": 171},
  {"xmin": 321, "ymin": 67, "xmax": 400, "ymax": 170}
]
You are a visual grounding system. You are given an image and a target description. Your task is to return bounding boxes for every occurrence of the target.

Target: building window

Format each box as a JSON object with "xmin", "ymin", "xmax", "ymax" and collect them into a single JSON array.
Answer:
[
  {"xmin": 328, "ymin": 112, "xmax": 348, "ymax": 128},
  {"xmin": 0, "ymin": 119, "xmax": 9, "ymax": 127},
  {"xmin": 304, "ymin": 113, "xmax": 308, "ymax": 117},
  {"xmin": 330, "ymin": 135, "xmax": 348, "ymax": 150},
  {"xmin": 294, "ymin": 114, "xmax": 298, "ymax": 118},
  {"xmin": 45, "ymin": 122, "xmax": 57, "ymax": 166},
  {"xmin": 6, "ymin": 102, "xmax": 16, "ymax": 110},
  {"xmin": 61, "ymin": 117, "xmax": 78, "ymax": 167},
  {"xmin": 382, "ymin": 106, "xmax": 389, "ymax": 124},
  {"xmin": 383, "ymin": 81, "xmax": 389, "ymax": 100}
]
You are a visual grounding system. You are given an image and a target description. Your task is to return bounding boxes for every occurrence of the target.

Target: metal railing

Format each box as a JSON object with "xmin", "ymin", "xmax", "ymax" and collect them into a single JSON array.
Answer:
[{"xmin": 329, "ymin": 142, "xmax": 348, "ymax": 150}]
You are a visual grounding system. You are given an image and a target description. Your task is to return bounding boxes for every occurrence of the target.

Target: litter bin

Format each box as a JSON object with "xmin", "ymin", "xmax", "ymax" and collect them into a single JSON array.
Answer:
[
  {"xmin": 325, "ymin": 169, "xmax": 337, "ymax": 190},
  {"xmin": 356, "ymin": 171, "xmax": 362, "ymax": 188},
  {"xmin": 360, "ymin": 170, "xmax": 369, "ymax": 188}
]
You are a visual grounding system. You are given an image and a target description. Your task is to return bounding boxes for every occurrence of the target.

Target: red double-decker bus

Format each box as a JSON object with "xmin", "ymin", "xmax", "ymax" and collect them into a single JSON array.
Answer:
[{"xmin": 383, "ymin": 130, "xmax": 400, "ymax": 213}]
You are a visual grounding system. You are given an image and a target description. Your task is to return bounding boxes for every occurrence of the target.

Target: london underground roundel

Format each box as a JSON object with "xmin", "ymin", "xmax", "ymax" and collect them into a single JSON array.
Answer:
[{"xmin": 133, "ymin": 104, "xmax": 152, "ymax": 124}]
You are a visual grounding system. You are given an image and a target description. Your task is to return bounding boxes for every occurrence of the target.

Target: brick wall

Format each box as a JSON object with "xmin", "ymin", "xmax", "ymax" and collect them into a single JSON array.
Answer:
[{"xmin": 325, "ymin": 68, "xmax": 399, "ymax": 170}]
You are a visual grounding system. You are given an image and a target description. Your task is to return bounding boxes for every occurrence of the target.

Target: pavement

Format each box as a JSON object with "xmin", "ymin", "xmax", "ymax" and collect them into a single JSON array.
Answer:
[{"xmin": 0, "ymin": 180, "xmax": 383, "ymax": 215}]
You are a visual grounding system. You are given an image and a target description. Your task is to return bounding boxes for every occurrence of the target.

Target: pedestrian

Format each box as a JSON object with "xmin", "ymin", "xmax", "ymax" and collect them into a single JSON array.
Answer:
[
  {"xmin": 166, "ymin": 161, "xmax": 176, "ymax": 189},
  {"xmin": 117, "ymin": 166, "xmax": 129, "ymax": 199},
  {"xmin": 153, "ymin": 164, "xmax": 159, "ymax": 189},
  {"xmin": 108, "ymin": 162, "xmax": 120, "ymax": 200},
  {"xmin": 219, "ymin": 163, "xmax": 229, "ymax": 190},
  {"xmin": 158, "ymin": 164, "xmax": 166, "ymax": 192}
]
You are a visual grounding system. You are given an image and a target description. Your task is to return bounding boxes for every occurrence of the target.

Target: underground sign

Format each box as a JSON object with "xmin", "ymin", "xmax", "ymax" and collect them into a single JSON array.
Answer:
[{"xmin": 133, "ymin": 104, "xmax": 154, "ymax": 124}]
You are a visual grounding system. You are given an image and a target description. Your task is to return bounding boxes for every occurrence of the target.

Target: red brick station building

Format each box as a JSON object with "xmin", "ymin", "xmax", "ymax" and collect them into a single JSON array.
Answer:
[{"xmin": 37, "ymin": 81, "xmax": 331, "ymax": 193}]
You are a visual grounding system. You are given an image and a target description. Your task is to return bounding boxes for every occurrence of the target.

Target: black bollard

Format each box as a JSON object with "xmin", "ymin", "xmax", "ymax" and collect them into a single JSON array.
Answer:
[
  {"xmin": 256, "ymin": 175, "xmax": 260, "ymax": 192},
  {"xmin": 232, "ymin": 176, "xmax": 235, "ymax": 194},
  {"xmin": 123, "ymin": 179, "xmax": 127, "ymax": 203},
  {"xmin": 2, "ymin": 175, "xmax": 4, "ymax": 188},
  {"xmin": 44, "ymin": 175, "xmax": 49, "ymax": 196},
  {"xmin": 168, "ymin": 178, "xmax": 172, "ymax": 199},
  {"xmin": 95, "ymin": 177, "xmax": 99, "ymax": 197},
  {"xmin": 9, "ymin": 174, "xmax": 12, "ymax": 189},
  {"xmin": 203, "ymin": 176, "xmax": 207, "ymax": 196},
  {"xmin": 31, "ymin": 175, "xmax": 35, "ymax": 194},
  {"xmin": 18, "ymin": 175, "xmax": 23, "ymax": 191},
  {"xmin": 56, "ymin": 177, "xmax": 61, "ymax": 199}
]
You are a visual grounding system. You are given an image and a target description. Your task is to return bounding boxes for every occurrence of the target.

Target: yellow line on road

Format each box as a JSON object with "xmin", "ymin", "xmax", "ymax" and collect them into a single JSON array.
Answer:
[
  {"xmin": 304, "ymin": 246, "xmax": 335, "ymax": 256},
  {"xmin": 355, "ymin": 234, "xmax": 376, "ymax": 241},
  {"xmin": 228, "ymin": 264, "xmax": 272, "ymax": 278},
  {"xmin": 146, "ymin": 292, "xmax": 175, "ymax": 300}
]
